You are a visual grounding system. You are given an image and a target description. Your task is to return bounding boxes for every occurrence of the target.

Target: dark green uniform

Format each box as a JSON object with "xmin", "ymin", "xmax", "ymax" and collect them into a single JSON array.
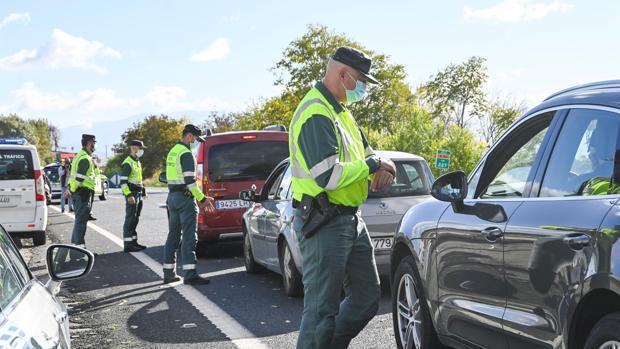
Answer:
[{"xmin": 120, "ymin": 155, "xmax": 144, "ymax": 248}]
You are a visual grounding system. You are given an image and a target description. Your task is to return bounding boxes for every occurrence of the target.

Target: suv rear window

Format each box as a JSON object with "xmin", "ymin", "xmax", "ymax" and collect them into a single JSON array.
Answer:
[
  {"xmin": 369, "ymin": 160, "xmax": 431, "ymax": 198},
  {"xmin": 0, "ymin": 150, "xmax": 34, "ymax": 180},
  {"xmin": 208, "ymin": 141, "xmax": 289, "ymax": 182}
]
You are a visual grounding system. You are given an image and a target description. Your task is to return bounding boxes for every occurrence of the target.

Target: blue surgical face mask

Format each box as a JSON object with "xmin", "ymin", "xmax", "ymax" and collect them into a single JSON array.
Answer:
[{"xmin": 342, "ymin": 72, "xmax": 368, "ymax": 104}]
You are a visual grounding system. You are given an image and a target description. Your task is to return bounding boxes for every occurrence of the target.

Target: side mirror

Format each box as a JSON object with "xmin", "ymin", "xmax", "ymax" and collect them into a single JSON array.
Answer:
[
  {"xmin": 46, "ymin": 244, "xmax": 94, "ymax": 282},
  {"xmin": 239, "ymin": 189, "xmax": 258, "ymax": 203},
  {"xmin": 158, "ymin": 172, "xmax": 167, "ymax": 184},
  {"xmin": 431, "ymin": 171, "xmax": 468, "ymax": 203}
]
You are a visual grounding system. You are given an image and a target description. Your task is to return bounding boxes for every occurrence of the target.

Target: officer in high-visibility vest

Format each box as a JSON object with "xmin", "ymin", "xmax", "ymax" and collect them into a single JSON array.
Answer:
[
  {"xmin": 290, "ymin": 47, "xmax": 397, "ymax": 349},
  {"xmin": 121, "ymin": 140, "xmax": 148, "ymax": 252},
  {"xmin": 66, "ymin": 134, "xmax": 98, "ymax": 249},
  {"xmin": 163, "ymin": 124, "xmax": 215, "ymax": 285}
]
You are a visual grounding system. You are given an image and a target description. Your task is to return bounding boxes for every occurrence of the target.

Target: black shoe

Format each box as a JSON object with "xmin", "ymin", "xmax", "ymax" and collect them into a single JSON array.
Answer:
[
  {"xmin": 163, "ymin": 276, "xmax": 181, "ymax": 284},
  {"xmin": 123, "ymin": 244, "xmax": 143, "ymax": 253},
  {"xmin": 135, "ymin": 242, "xmax": 147, "ymax": 250},
  {"xmin": 184, "ymin": 276, "xmax": 210, "ymax": 285},
  {"xmin": 88, "ymin": 214, "xmax": 97, "ymax": 221}
]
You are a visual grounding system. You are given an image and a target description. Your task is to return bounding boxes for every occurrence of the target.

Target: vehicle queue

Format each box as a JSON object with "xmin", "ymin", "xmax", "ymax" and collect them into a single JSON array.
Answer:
[{"xmin": 1, "ymin": 45, "xmax": 620, "ymax": 349}]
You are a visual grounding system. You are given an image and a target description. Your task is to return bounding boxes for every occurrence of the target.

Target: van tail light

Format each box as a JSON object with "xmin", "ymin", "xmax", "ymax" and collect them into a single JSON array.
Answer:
[
  {"xmin": 198, "ymin": 212, "xmax": 204, "ymax": 224},
  {"xmin": 34, "ymin": 169, "xmax": 45, "ymax": 202}
]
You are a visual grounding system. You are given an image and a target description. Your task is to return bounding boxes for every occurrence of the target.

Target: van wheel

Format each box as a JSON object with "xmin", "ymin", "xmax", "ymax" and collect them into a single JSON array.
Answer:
[
  {"xmin": 392, "ymin": 256, "xmax": 440, "ymax": 349},
  {"xmin": 244, "ymin": 231, "xmax": 264, "ymax": 273},
  {"xmin": 33, "ymin": 231, "xmax": 46, "ymax": 246},
  {"xmin": 279, "ymin": 240, "xmax": 303, "ymax": 297},
  {"xmin": 99, "ymin": 183, "xmax": 107, "ymax": 201},
  {"xmin": 585, "ymin": 312, "xmax": 620, "ymax": 349}
]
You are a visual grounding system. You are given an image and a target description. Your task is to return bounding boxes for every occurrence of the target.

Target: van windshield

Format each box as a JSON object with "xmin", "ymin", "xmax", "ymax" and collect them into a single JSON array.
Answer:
[
  {"xmin": 368, "ymin": 160, "xmax": 431, "ymax": 198},
  {"xmin": 0, "ymin": 150, "xmax": 34, "ymax": 180},
  {"xmin": 208, "ymin": 141, "xmax": 289, "ymax": 182}
]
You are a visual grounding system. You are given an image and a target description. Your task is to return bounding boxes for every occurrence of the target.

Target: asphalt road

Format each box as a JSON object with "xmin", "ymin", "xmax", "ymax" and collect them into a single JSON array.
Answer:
[{"xmin": 21, "ymin": 188, "xmax": 397, "ymax": 349}]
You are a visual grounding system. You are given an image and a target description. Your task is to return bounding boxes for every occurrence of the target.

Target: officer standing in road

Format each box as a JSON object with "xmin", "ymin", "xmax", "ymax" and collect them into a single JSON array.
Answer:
[
  {"xmin": 290, "ymin": 47, "xmax": 397, "ymax": 349},
  {"xmin": 66, "ymin": 134, "xmax": 98, "ymax": 249},
  {"xmin": 163, "ymin": 124, "xmax": 215, "ymax": 285},
  {"xmin": 120, "ymin": 140, "xmax": 148, "ymax": 253}
]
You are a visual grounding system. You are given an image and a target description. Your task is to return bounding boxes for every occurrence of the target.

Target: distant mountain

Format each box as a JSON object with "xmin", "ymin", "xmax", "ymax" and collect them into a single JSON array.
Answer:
[{"xmin": 59, "ymin": 111, "xmax": 216, "ymax": 159}]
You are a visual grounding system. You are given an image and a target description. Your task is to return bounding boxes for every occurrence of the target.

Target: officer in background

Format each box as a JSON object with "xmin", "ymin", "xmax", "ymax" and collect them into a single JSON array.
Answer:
[
  {"xmin": 289, "ymin": 47, "xmax": 396, "ymax": 349},
  {"xmin": 163, "ymin": 124, "xmax": 215, "ymax": 285},
  {"xmin": 66, "ymin": 134, "xmax": 98, "ymax": 249},
  {"xmin": 120, "ymin": 140, "xmax": 148, "ymax": 252}
]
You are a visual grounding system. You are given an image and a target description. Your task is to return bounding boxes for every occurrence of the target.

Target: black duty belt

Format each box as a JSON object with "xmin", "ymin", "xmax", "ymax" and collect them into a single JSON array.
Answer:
[
  {"xmin": 168, "ymin": 185, "xmax": 187, "ymax": 193},
  {"xmin": 292, "ymin": 199, "xmax": 358, "ymax": 215}
]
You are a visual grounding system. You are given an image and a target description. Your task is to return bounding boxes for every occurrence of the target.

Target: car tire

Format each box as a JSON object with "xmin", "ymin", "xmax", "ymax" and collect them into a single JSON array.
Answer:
[
  {"xmin": 584, "ymin": 312, "xmax": 620, "ymax": 349},
  {"xmin": 279, "ymin": 240, "xmax": 303, "ymax": 297},
  {"xmin": 243, "ymin": 230, "xmax": 264, "ymax": 273},
  {"xmin": 195, "ymin": 241, "xmax": 210, "ymax": 258},
  {"xmin": 99, "ymin": 183, "xmax": 107, "ymax": 201},
  {"xmin": 392, "ymin": 256, "xmax": 440, "ymax": 349},
  {"xmin": 33, "ymin": 231, "xmax": 46, "ymax": 246}
]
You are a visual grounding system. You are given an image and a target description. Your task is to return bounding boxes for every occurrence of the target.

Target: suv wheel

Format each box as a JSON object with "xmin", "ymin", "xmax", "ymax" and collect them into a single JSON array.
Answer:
[
  {"xmin": 585, "ymin": 312, "xmax": 620, "ymax": 349},
  {"xmin": 33, "ymin": 231, "xmax": 46, "ymax": 246},
  {"xmin": 279, "ymin": 240, "xmax": 303, "ymax": 297},
  {"xmin": 99, "ymin": 183, "xmax": 107, "ymax": 201},
  {"xmin": 392, "ymin": 256, "xmax": 440, "ymax": 349},
  {"xmin": 243, "ymin": 230, "xmax": 263, "ymax": 273}
]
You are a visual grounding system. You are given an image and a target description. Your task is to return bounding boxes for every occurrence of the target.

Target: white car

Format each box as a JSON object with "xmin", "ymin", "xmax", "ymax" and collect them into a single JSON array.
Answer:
[{"xmin": 0, "ymin": 138, "xmax": 48, "ymax": 245}]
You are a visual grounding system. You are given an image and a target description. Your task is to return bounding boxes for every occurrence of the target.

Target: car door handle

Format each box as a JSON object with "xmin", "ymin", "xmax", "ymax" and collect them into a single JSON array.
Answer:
[
  {"xmin": 563, "ymin": 234, "xmax": 591, "ymax": 250},
  {"xmin": 54, "ymin": 311, "xmax": 68, "ymax": 323},
  {"xmin": 481, "ymin": 227, "xmax": 504, "ymax": 242}
]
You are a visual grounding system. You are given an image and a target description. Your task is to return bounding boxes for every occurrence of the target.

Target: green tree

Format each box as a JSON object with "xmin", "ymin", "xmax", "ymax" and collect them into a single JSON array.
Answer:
[
  {"xmin": 435, "ymin": 125, "xmax": 487, "ymax": 176},
  {"xmin": 421, "ymin": 56, "xmax": 489, "ymax": 129},
  {"xmin": 480, "ymin": 101, "xmax": 524, "ymax": 145},
  {"xmin": 28, "ymin": 119, "xmax": 55, "ymax": 164},
  {"xmin": 0, "ymin": 115, "xmax": 57, "ymax": 164},
  {"xmin": 103, "ymin": 154, "xmax": 124, "ymax": 178},
  {"xmin": 0, "ymin": 114, "xmax": 36, "ymax": 142},
  {"xmin": 199, "ymin": 111, "xmax": 243, "ymax": 133},
  {"xmin": 118, "ymin": 115, "xmax": 187, "ymax": 178}
]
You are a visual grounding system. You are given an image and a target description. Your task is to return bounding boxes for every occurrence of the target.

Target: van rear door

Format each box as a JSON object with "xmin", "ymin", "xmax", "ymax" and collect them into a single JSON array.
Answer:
[{"xmin": 0, "ymin": 149, "xmax": 37, "ymax": 223}]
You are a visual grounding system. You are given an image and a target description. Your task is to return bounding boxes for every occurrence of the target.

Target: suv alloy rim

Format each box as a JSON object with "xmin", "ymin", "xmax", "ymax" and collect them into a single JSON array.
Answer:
[
  {"xmin": 397, "ymin": 273, "xmax": 422, "ymax": 349},
  {"xmin": 600, "ymin": 341, "xmax": 620, "ymax": 349}
]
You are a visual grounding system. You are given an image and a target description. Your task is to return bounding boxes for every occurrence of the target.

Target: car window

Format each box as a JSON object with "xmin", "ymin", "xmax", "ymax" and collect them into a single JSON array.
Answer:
[
  {"xmin": 478, "ymin": 112, "xmax": 554, "ymax": 199},
  {"xmin": 0, "ymin": 231, "xmax": 31, "ymax": 284},
  {"xmin": 369, "ymin": 160, "xmax": 431, "ymax": 198},
  {"xmin": 44, "ymin": 165, "xmax": 60, "ymax": 183},
  {"xmin": 0, "ymin": 248, "xmax": 23, "ymax": 311},
  {"xmin": 266, "ymin": 167, "xmax": 286, "ymax": 200},
  {"xmin": 208, "ymin": 141, "xmax": 289, "ymax": 182},
  {"xmin": 0, "ymin": 150, "xmax": 34, "ymax": 180},
  {"xmin": 277, "ymin": 166, "xmax": 293, "ymax": 200},
  {"xmin": 540, "ymin": 108, "xmax": 620, "ymax": 197}
]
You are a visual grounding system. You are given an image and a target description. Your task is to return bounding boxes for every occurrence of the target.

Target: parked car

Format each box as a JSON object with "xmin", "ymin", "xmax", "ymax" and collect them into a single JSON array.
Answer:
[
  {"xmin": 0, "ymin": 223, "xmax": 94, "ymax": 348},
  {"xmin": 390, "ymin": 80, "xmax": 620, "ymax": 349},
  {"xmin": 0, "ymin": 138, "xmax": 48, "ymax": 246},
  {"xmin": 192, "ymin": 125, "xmax": 289, "ymax": 256},
  {"xmin": 240, "ymin": 151, "xmax": 434, "ymax": 297},
  {"xmin": 44, "ymin": 162, "xmax": 108, "ymax": 202}
]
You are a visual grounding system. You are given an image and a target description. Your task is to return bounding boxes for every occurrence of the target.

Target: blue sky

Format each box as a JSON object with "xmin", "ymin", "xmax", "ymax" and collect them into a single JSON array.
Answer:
[{"xmin": 1, "ymin": 0, "xmax": 619, "ymax": 131}]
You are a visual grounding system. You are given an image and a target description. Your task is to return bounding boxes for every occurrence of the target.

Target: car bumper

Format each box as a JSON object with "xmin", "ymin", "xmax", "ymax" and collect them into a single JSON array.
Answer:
[
  {"xmin": 374, "ymin": 249, "xmax": 391, "ymax": 276},
  {"xmin": 197, "ymin": 224, "xmax": 243, "ymax": 242},
  {"xmin": 3, "ymin": 205, "xmax": 48, "ymax": 234}
]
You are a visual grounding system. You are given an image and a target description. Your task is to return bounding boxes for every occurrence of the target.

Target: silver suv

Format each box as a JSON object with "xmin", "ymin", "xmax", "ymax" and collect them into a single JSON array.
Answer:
[{"xmin": 240, "ymin": 150, "xmax": 434, "ymax": 297}]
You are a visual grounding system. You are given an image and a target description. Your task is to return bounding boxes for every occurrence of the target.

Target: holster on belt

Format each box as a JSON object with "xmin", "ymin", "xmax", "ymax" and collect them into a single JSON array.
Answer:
[{"xmin": 300, "ymin": 192, "xmax": 338, "ymax": 239}]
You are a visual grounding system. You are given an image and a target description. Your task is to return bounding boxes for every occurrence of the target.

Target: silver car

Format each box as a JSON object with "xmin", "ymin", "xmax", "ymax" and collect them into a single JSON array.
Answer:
[
  {"xmin": 240, "ymin": 151, "xmax": 434, "ymax": 297},
  {"xmin": 0, "ymin": 224, "xmax": 94, "ymax": 348}
]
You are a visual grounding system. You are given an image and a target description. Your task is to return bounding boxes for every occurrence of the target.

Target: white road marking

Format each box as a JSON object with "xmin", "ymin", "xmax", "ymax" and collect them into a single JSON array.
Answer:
[{"xmin": 48, "ymin": 205, "xmax": 268, "ymax": 349}]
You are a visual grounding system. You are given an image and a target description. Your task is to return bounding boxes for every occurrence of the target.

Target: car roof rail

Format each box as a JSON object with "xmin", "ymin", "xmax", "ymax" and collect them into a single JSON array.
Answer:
[
  {"xmin": 544, "ymin": 80, "xmax": 620, "ymax": 101},
  {"xmin": 262, "ymin": 124, "xmax": 287, "ymax": 132}
]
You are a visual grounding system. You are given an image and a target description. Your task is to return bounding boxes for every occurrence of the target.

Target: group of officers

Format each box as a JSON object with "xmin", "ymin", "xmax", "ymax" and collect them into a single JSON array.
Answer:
[{"xmin": 67, "ymin": 46, "xmax": 397, "ymax": 348}]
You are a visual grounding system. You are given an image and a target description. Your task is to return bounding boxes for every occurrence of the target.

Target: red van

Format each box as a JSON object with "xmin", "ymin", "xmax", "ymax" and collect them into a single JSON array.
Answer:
[{"xmin": 194, "ymin": 126, "xmax": 289, "ymax": 255}]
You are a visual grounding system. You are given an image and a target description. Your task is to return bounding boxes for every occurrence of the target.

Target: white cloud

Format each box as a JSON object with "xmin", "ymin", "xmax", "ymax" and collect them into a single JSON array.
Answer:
[
  {"xmin": 12, "ymin": 82, "xmax": 74, "ymax": 111},
  {"xmin": 190, "ymin": 38, "xmax": 231, "ymax": 63},
  {"xmin": 0, "ymin": 28, "xmax": 120, "ymax": 74},
  {"xmin": 78, "ymin": 88, "xmax": 125, "ymax": 111},
  {"xmin": 144, "ymin": 85, "xmax": 192, "ymax": 110},
  {"xmin": 0, "ymin": 12, "xmax": 30, "ymax": 29},
  {"xmin": 464, "ymin": 0, "xmax": 573, "ymax": 23}
]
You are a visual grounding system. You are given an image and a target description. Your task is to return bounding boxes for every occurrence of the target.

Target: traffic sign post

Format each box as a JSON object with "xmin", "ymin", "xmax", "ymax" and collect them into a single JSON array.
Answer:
[{"xmin": 435, "ymin": 149, "xmax": 451, "ymax": 171}]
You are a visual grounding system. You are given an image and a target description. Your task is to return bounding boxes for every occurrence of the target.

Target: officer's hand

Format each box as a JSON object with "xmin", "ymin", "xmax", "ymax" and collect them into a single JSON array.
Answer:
[
  {"xmin": 200, "ymin": 197, "xmax": 215, "ymax": 214},
  {"xmin": 378, "ymin": 158, "xmax": 396, "ymax": 176},
  {"xmin": 64, "ymin": 190, "xmax": 72, "ymax": 198},
  {"xmin": 371, "ymin": 170, "xmax": 395, "ymax": 192},
  {"xmin": 127, "ymin": 196, "xmax": 136, "ymax": 205}
]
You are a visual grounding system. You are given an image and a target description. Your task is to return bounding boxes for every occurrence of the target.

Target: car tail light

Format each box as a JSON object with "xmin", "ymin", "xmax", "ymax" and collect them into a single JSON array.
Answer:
[
  {"xmin": 27, "ymin": 224, "xmax": 35, "ymax": 228},
  {"xmin": 34, "ymin": 169, "xmax": 45, "ymax": 202},
  {"xmin": 198, "ymin": 212, "xmax": 204, "ymax": 224},
  {"xmin": 242, "ymin": 135, "xmax": 256, "ymax": 140}
]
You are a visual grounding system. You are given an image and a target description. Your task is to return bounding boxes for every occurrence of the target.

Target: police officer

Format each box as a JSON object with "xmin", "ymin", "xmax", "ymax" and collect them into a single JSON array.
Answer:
[
  {"xmin": 290, "ymin": 47, "xmax": 397, "ymax": 349},
  {"xmin": 121, "ymin": 140, "xmax": 148, "ymax": 252},
  {"xmin": 66, "ymin": 134, "xmax": 98, "ymax": 249},
  {"xmin": 163, "ymin": 124, "xmax": 215, "ymax": 285}
]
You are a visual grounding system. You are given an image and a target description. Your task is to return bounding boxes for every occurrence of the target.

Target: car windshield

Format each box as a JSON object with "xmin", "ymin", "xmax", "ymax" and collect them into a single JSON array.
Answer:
[
  {"xmin": 368, "ymin": 160, "xmax": 431, "ymax": 198},
  {"xmin": 44, "ymin": 165, "xmax": 60, "ymax": 183},
  {"xmin": 0, "ymin": 150, "xmax": 34, "ymax": 180},
  {"xmin": 208, "ymin": 141, "xmax": 289, "ymax": 182}
]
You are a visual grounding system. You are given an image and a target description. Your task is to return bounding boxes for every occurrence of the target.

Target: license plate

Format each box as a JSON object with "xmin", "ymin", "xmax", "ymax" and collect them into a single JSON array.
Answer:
[
  {"xmin": 0, "ymin": 195, "xmax": 14, "ymax": 207},
  {"xmin": 215, "ymin": 199, "xmax": 250, "ymax": 210},
  {"xmin": 372, "ymin": 237, "xmax": 393, "ymax": 250}
]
